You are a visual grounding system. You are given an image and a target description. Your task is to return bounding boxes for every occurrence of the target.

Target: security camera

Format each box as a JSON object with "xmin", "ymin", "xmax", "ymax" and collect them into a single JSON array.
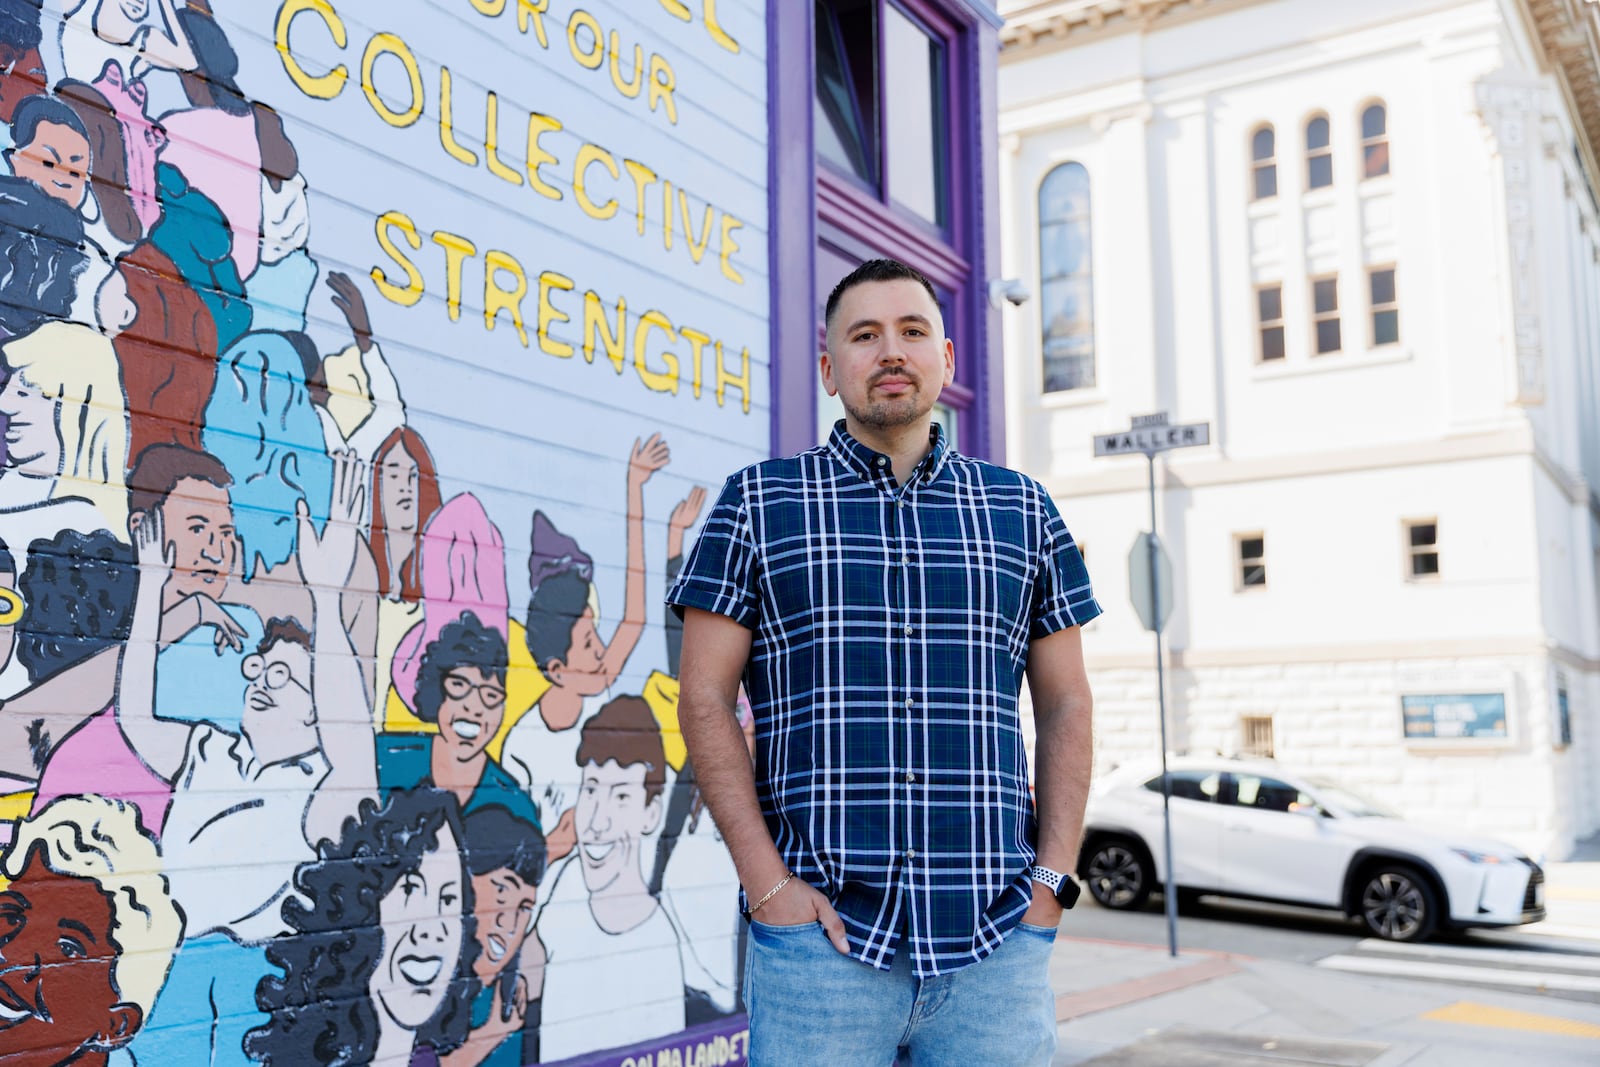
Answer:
[{"xmin": 988, "ymin": 278, "xmax": 1032, "ymax": 309}]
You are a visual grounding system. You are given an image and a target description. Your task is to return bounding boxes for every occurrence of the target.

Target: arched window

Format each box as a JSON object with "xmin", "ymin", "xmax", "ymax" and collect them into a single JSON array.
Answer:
[
  {"xmin": 1039, "ymin": 162, "xmax": 1095, "ymax": 392},
  {"xmin": 1251, "ymin": 125, "xmax": 1277, "ymax": 200},
  {"xmin": 1306, "ymin": 114, "xmax": 1332, "ymax": 189},
  {"xmin": 1361, "ymin": 102, "xmax": 1389, "ymax": 178}
]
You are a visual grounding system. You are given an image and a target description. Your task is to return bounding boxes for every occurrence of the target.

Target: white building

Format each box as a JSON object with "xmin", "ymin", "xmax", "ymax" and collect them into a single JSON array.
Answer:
[{"xmin": 997, "ymin": 0, "xmax": 1600, "ymax": 859}]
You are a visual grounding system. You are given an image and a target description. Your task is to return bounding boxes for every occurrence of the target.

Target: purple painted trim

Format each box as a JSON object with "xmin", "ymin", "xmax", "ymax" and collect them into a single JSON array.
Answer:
[
  {"xmin": 543, "ymin": 1015, "xmax": 750, "ymax": 1067},
  {"xmin": 951, "ymin": 0, "xmax": 1006, "ymax": 29},
  {"xmin": 970, "ymin": 16, "xmax": 1004, "ymax": 463},
  {"xmin": 769, "ymin": 0, "xmax": 818, "ymax": 461}
]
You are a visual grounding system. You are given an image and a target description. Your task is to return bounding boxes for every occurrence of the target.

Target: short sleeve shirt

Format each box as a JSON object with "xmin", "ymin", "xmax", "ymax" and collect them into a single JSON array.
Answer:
[{"xmin": 667, "ymin": 422, "xmax": 1100, "ymax": 977}]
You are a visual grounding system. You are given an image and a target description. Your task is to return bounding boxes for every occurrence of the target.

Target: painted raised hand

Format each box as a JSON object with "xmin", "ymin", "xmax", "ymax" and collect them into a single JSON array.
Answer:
[
  {"xmin": 295, "ymin": 450, "xmax": 366, "ymax": 592},
  {"xmin": 628, "ymin": 432, "xmax": 671, "ymax": 489}
]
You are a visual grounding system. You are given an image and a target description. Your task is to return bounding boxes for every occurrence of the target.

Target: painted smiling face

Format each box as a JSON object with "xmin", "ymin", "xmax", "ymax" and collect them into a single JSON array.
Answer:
[
  {"xmin": 0, "ymin": 848, "xmax": 139, "ymax": 1066},
  {"xmin": 575, "ymin": 758, "xmax": 662, "ymax": 896},
  {"xmin": 239, "ymin": 639, "xmax": 316, "ymax": 759},
  {"xmin": 373, "ymin": 824, "xmax": 465, "ymax": 1030},
  {"xmin": 435, "ymin": 666, "xmax": 506, "ymax": 763},
  {"xmin": 9, "ymin": 121, "xmax": 90, "ymax": 211},
  {"xmin": 156, "ymin": 477, "xmax": 238, "ymax": 601},
  {"xmin": 0, "ymin": 372, "xmax": 61, "ymax": 480},
  {"xmin": 469, "ymin": 867, "xmax": 535, "ymax": 983}
]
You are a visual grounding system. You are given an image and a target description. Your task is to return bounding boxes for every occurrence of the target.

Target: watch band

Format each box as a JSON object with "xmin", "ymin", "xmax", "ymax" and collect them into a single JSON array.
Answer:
[{"xmin": 1028, "ymin": 865, "xmax": 1065, "ymax": 892}]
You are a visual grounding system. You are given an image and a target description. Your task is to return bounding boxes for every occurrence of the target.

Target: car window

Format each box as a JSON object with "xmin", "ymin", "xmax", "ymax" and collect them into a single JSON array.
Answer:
[
  {"xmin": 1142, "ymin": 770, "xmax": 1221, "ymax": 802},
  {"xmin": 1229, "ymin": 773, "xmax": 1316, "ymax": 814}
]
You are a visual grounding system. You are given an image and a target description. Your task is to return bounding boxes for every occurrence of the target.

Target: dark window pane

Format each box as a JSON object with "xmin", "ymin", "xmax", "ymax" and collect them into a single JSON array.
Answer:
[
  {"xmin": 1261, "ymin": 326, "xmax": 1285, "ymax": 361},
  {"xmin": 1306, "ymin": 116, "xmax": 1330, "ymax": 150},
  {"xmin": 1373, "ymin": 309, "xmax": 1399, "ymax": 345},
  {"xmin": 1242, "ymin": 564, "xmax": 1267, "ymax": 586},
  {"xmin": 1254, "ymin": 163, "xmax": 1277, "ymax": 200},
  {"xmin": 883, "ymin": 4, "xmax": 945, "ymax": 224},
  {"xmin": 1313, "ymin": 278, "xmax": 1338, "ymax": 312},
  {"xmin": 1240, "ymin": 537, "xmax": 1264, "ymax": 559},
  {"xmin": 1308, "ymin": 153, "xmax": 1333, "ymax": 188},
  {"xmin": 1409, "ymin": 523, "xmax": 1436, "ymax": 547},
  {"xmin": 1257, "ymin": 286, "xmax": 1282, "ymax": 322},
  {"xmin": 1362, "ymin": 104, "xmax": 1386, "ymax": 140},
  {"xmin": 1252, "ymin": 126, "xmax": 1275, "ymax": 161},
  {"xmin": 814, "ymin": 0, "xmax": 878, "ymax": 185},
  {"xmin": 1316, "ymin": 319, "xmax": 1342, "ymax": 354},
  {"xmin": 1411, "ymin": 552, "xmax": 1439, "ymax": 577},
  {"xmin": 1363, "ymin": 142, "xmax": 1389, "ymax": 178},
  {"xmin": 1369, "ymin": 269, "xmax": 1395, "ymax": 305}
]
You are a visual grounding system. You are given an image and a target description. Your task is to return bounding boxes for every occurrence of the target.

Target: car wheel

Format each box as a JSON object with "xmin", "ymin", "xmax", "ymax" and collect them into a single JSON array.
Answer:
[
  {"xmin": 1358, "ymin": 865, "xmax": 1437, "ymax": 942},
  {"xmin": 1084, "ymin": 837, "xmax": 1152, "ymax": 910}
]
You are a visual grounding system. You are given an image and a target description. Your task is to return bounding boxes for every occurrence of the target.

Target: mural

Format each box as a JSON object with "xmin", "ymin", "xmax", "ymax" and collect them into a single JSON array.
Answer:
[{"xmin": 0, "ymin": 1, "xmax": 767, "ymax": 1064}]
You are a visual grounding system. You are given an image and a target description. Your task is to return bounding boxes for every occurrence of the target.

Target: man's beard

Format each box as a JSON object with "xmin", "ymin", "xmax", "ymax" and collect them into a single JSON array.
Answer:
[{"xmin": 847, "ymin": 372, "xmax": 928, "ymax": 429}]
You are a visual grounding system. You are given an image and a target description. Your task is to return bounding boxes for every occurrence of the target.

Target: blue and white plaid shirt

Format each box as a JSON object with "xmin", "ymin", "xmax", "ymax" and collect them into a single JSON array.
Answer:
[{"xmin": 667, "ymin": 422, "xmax": 1101, "ymax": 977}]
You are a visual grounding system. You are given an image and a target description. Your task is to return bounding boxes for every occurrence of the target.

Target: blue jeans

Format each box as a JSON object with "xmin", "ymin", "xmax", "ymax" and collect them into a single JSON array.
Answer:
[{"xmin": 744, "ymin": 919, "xmax": 1058, "ymax": 1067}]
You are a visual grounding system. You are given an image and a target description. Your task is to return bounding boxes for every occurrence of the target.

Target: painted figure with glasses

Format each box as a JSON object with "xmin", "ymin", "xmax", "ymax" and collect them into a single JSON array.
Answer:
[{"xmin": 376, "ymin": 610, "xmax": 543, "ymax": 830}]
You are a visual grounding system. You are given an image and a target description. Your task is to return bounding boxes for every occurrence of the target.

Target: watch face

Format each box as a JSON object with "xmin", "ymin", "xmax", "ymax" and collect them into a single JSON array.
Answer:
[{"xmin": 1055, "ymin": 877, "xmax": 1082, "ymax": 909}]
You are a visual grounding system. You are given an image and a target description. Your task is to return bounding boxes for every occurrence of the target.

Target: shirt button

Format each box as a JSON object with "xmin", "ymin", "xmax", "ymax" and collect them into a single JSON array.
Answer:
[
  {"xmin": 907, "ymin": 849, "xmax": 917, "ymax": 860},
  {"xmin": 875, "ymin": 456, "xmax": 887, "ymax": 467},
  {"xmin": 901, "ymin": 554, "xmax": 911, "ymax": 565},
  {"xmin": 903, "ymin": 624, "xmax": 914, "ymax": 636},
  {"xmin": 898, "ymin": 500, "xmax": 907, "ymax": 508},
  {"xmin": 905, "ymin": 697, "xmax": 915, "ymax": 708},
  {"xmin": 905, "ymin": 771, "xmax": 917, "ymax": 783}
]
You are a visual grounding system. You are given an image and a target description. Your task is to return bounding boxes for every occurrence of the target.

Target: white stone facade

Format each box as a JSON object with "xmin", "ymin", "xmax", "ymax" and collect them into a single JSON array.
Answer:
[{"xmin": 998, "ymin": 0, "xmax": 1600, "ymax": 859}]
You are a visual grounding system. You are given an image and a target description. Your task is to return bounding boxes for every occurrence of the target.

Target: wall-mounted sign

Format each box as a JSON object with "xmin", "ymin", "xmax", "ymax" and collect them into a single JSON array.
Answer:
[{"xmin": 1401, "ymin": 693, "xmax": 1508, "ymax": 741}]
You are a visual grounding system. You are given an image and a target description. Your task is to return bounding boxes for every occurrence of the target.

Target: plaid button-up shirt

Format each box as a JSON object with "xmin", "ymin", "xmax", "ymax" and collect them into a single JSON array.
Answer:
[{"xmin": 667, "ymin": 423, "xmax": 1101, "ymax": 977}]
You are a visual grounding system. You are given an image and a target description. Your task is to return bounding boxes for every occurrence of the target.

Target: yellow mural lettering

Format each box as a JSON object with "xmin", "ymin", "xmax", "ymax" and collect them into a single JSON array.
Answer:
[
  {"xmin": 634, "ymin": 310, "xmax": 680, "ymax": 395},
  {"xmin": 518, "ymin": 0, "xmax": 551, "ymax": 46},
  {"xmin": 484, "ymin": 250, "xmax": 530, "ymax": 346},
  {"xmin": 716, "ymin": 342, "xmax": 751, "ymax": 413},
  {"xmin": 438, "ymin": 66, "xmax": 479, "ymax": 167},
  {"xmin": 362, "ymin": 32, "xmax": 425, "ymax": 127},
  {"xmin": 538, "ymin": 271, "xmax": 576, "ymax": 358},
  {"xmin": 705, "ymin": 0, "xmax": 741, "ymax": 53},
  {"xmin": 657, "ymin": 0, "xmax": 691, "ymax": 19},
  {"xmin": 371, "ymin": 210, "xmax": 425, "ymax": 306},
  {"xmin": 484, "ymin": 93, "xmax": 524, "ymax": 186},
  {"xmin": 431, "ymin": 230, "xmax": 478, "ymax": 321},
  {"xmin": 719, "ymin": 213, "xmax": 745, "ymax": 285},
  {"xmin": 661, "ymin": 178, "xmax": 674, "ymax": 250},
  {"xmin": 648, "ymin": 53, "xmax": 678, "ymax": 124},
  {"xmin": 275, "ymin": 0, "xmax": 349, "ymax": 99},
  {"xmin": 583, "ymin": 290, "xmax": 628, "ymax": 372},
  {"xmin": 526, "ymin": 113, "xmax": 563, "ymax": 200},
  {"xmin": 678, "ymin": 189, "xmax": 714, "ymax": 265},
  {"xmin": 678, "ymin": 326, "xmax": 712, "ymax": 399},
  {"xmin": 623, "ymin": 159, "xmax": 657, "ymax": 237},
  {"xmin": 574, "ymin": 143, "xmax": 620, "ymax": 221},
  {"xmin": 468, "ymin": 0, "xmax": 505, "ymax": 14},
  {"xmin": 566, "ymin": 9, "xmax": 604, "ymax": 70},
  {"xmin": 608, "ymin": 32, "xmax": 645, "ymax": 99}
]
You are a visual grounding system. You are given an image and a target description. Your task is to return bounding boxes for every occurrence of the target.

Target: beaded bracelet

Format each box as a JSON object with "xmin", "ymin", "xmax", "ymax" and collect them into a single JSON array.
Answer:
[{"xmin": 747, "ymin": 872, "xmax": 795, "ymax": 916}]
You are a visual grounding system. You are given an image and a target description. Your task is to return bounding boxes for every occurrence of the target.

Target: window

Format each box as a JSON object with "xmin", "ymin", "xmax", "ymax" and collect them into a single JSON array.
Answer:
[
  {"xmin": 1039, "ymin": 162, "xmax": 1095, "ymax": 391},
  {"xmin": 1305, "ymin": 114, "xmax": 1332, "ymax": 189},
  {"xmin": 1251, "ymin": 125, "xmax": 1277, "ymax": 200},
  {"xmin": 1256, "ymin": 284, "xmax": 1284, "ymax": 361},
  {"xmin": 814, "ymin": 0, "xmax": 949, "ymax": 226},
  {"xmin": 1361, "ymin": 103, "xmax": 1389, "ymax": 179},
  {"xmin": 1311, "ymin": 275, "xmax": 1340, "ymax": 354},
  {"xmin": 1142, "ymin": 770, "xmax": 1221, "ymax": 802},
  {"xmin": 1236, "ymin": 533, "xmax": 1266, "ymax": 589},
  {"xmin": 1228, "ymin": 773, "xmax": 1317, "ymax": 814},
  {"xmin": 1240, "ymin": 716, "xmax": 1275, "ymax": 759},
  {"xmin": 1558, "ymin": 679, "xmax": 1573, "ymax": 748},
  {"xmin": 1405, "ymin": 520, "xmax": 1438, "ymax": 580},
  {"xmin": 1369, "ymin": 267, "xmax": 1398, "ymax": 346}
]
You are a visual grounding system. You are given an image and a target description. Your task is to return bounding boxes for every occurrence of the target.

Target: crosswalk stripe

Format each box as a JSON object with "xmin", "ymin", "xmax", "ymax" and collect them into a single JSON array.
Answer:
[
  {"xmin": 1421, "ymin": 1001, "xmax": 1600, "ymax": 1039},
  {"xmin": 1316, "ymin": 954, "xmax": 1600, "ymax": 993},
  {"xmin": 1348, "ymin": 938, "xmax": 1600, "ymax": 973}
]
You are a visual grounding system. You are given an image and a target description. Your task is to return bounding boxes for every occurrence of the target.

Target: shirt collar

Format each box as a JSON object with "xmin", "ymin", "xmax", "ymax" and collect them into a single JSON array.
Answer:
[{"xmin": 826, "ymin": 420, "xmax": 951, "ymax": 488}]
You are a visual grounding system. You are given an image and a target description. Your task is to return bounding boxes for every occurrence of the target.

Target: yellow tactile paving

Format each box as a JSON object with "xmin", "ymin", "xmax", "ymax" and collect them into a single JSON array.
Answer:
[{"xmin": 1422, "ymin": 1001, "xmax": 1600, "ymax": 1039}]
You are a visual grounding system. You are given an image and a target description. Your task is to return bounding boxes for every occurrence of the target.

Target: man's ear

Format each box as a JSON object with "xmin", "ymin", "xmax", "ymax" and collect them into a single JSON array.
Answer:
[
  {"xmin": 643, "ymin": 792, "xmax": 664, "ymax": 836},
  {"xmin": 542, "ymin": 657, "xmax": 567, "ymax": 684},
  {"xmin": 818, "ymin": 351, "xmax": 839, "ymax": 398},
  {"xmin": 92, "ymin": 1003, "xmax": 143, "ymax": 1051}
]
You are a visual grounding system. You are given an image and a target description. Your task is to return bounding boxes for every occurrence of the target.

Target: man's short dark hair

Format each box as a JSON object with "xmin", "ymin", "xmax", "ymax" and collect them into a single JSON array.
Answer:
[
  {"xmin": 257, "ymin": 616, "xmax": 311, "ymax": 657},
  {"xmin": 823, "ymin": 258, "xmax": 939, "ymax": 333},
  {"xmin": 127, "ymin": 444, "xmax": 233, "ymax": 518},
  {"xmin": 0, "ymin": 1, "xmax": 41, "ymax": 57},
  {"xmin": 9, "ymin": 93, "xmax": 88, "ymax": 151},
  {"xmin": 575, "ymin": 695, "xmax": 667, "ymax": 802},
  {"xmin": 463, "ymin": 805, "xmax": 547, "ymax": 888},
  {"xmin": 416, "ymin": 611, "xmax": 509, "ymax": 725},
  {"xmin": 524, "ymin": 570, "xmax": 589, "ymax": 679}
]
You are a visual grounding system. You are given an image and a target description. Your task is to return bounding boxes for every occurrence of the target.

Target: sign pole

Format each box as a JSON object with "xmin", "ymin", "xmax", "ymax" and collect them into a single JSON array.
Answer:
[{"xmin": 1147, "ymin": 452, "xmax": 1179, "ymax": 958}]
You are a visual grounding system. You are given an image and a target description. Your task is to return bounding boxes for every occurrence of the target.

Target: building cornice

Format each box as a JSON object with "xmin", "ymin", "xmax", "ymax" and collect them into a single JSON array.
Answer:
[
  {"xmin": 998, "ymin": 0, "xmax": 1269, "ymax": 58},
  {"xmin": 1518, "ymin": 0, "xmax": 1600, "ymax": 175}
]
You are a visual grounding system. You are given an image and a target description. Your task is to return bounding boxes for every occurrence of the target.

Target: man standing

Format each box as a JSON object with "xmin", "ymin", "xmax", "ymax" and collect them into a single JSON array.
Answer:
[{"xmin": 668, "ymin": 259, "xmax": 1100, "ymax": 1065}]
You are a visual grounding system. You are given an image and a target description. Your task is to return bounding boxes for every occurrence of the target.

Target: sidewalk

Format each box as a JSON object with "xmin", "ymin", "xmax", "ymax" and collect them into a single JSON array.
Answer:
[{"xmin": 1046, "ymin": 840, "xmax": 1600, "ymax": 1066}]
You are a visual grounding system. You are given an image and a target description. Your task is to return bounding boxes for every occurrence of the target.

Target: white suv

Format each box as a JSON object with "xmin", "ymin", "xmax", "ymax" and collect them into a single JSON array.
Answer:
[{"xmin": 1076, "ymin": 757, "xmax": 1545, "ymax": 942}]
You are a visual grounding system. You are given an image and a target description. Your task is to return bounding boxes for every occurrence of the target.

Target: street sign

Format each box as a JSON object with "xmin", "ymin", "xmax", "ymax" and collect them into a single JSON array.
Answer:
[
  {"xmin": 1093, "ymin": 416, "xmax": 1210, "ymax": 458},
  {"xmin": 1128, "ymin": 532, "xmax": 1173, "ymax": 632}
]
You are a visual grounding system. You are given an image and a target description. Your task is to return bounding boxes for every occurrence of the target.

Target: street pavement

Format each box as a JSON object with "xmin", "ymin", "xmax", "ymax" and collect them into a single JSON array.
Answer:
[{"xmin": 1046, "ymin": 838, "xmax": 1600, "ymax": 1065}]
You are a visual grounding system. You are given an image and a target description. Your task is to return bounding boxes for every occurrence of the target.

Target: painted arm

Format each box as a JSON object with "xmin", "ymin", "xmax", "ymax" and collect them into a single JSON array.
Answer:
[
  {"xmin": 597, "ymin": 434, "xmax": 669, "ymax": 687},
  {"xmin": 115, "ymin": 509, "xmax": 192, "ymax": 782},
  {"xmin": 300, "ymin": 451, "xmax": 377, "ymax": 849},
  {"xmin": 662, "ymin": 486, "xmax": 707, "ymax": 677},
  {"xmin": 677, "ymin": 608, "xmax": 848, "ymax": 950},
  {"xmin": 1021, "ymin": 625, "xmax": 1095, "ymax": 927},
  {"xmin": 128, "ymin": 0, "xmax": 198, "ymax": 74}
]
